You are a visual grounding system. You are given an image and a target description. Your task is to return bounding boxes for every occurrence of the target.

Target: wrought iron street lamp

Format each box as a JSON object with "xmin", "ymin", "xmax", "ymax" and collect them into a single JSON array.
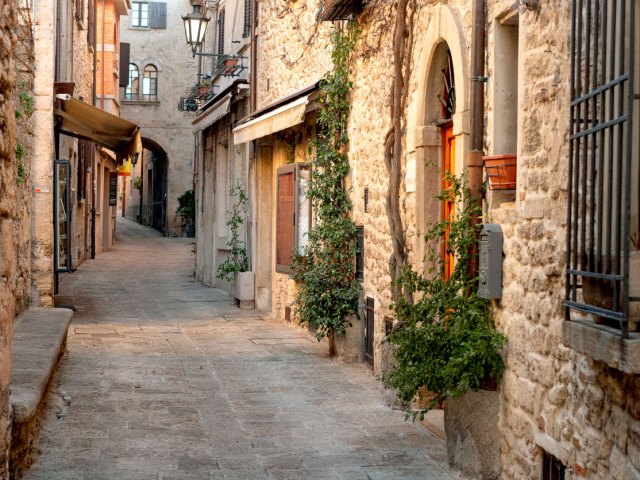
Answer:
[{"xmin": 182, "ymin": 2, "xmax": 210, "ymax": 56}]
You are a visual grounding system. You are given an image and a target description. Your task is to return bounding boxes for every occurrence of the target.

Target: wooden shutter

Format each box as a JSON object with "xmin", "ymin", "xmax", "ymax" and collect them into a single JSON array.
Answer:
[
  {"xmin": 87, "ymin": 0, "xmax": 95, "ymax": 47},
  {"xmin": 276, "ymin": 169, "xmax": 295, "ymax": 272},
  {"xmin": 243, "ymin": 0, "xmax": 251, "ymax": 38},
  {"xmin": 217, "ymin": 9, "xmax": 225, "ymax": 55},
  {"xmin": 148, "ymin": 2, "xmax": 166, "ymax": 29},
  {"xmin": 119, "ymin": 43, "xmax": 130, "ymax": 87}
]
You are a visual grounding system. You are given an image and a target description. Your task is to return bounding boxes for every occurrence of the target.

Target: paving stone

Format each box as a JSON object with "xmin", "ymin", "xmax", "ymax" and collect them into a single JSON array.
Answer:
[{"xmin": 22, "ymin": 218, "xmax": 463, "ymax": 480}]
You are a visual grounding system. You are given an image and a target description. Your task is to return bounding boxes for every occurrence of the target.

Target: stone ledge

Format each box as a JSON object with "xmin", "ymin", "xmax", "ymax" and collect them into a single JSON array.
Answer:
[
  {"xmin": 562, "ymin": 320, "xmax": 640, "ymax": 374},
  {"xmin": 10, "ymin": 307, "xmax": 73, "ymax": 423}
]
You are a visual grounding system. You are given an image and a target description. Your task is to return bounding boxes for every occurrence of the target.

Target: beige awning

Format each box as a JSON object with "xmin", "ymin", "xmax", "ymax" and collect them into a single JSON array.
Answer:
[
  {"xmin": 55, "ymin": 97, "xmax": 142, "ymax": 163},
  {"xmin": 233, "ymin": 96, "xmax": 309, "ymax": 144},
  {"xmin": 192, "ymin": 93, "xmax": 232, "ymax": 131}
]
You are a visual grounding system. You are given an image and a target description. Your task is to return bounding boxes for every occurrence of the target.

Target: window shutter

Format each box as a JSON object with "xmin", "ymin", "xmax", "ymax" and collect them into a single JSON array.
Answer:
[
  {"xmin": 217, "ymin": 9, "xmax": 225, "ymax": 55},
  {"xmin": 243, "ymin": 0, "xmax": 251, "ymax": 38},
  {"xmin": 119, "ymin": 43, "xmax": 130, "ymax": 87},
  {"xmin": 276, "ymin": 170, "xmax": 295, "ymax": 271},
  {"xmin": 148, "ymin": 2, "xmax": 166, "ymax": 29}
]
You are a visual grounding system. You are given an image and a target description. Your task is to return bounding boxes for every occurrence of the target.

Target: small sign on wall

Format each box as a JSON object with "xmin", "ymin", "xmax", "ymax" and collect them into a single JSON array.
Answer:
[{"xmin": 109, "ymin": 172, "xmax": 118, "ymax": 206}]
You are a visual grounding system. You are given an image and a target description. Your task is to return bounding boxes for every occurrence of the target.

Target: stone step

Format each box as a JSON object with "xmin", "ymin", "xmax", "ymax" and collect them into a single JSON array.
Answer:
[{"xmin": 10, "ymin": 307, "xmax": 72, "ymax": 477}]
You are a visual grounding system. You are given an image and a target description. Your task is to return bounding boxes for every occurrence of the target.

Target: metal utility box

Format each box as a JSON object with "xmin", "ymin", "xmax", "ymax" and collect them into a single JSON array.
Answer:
[{"xmin": 478, "ymin": 224, "xmax": 503, "ymax": 299}]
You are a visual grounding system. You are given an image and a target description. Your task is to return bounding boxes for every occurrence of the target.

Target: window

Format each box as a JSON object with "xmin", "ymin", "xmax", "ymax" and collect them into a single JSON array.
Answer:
[
  {"xmin": 142, "ymin": 64, "xmax": 158, "ymax": 101},
  {"xmin": 276, "ymin": 163, "xmax": 310, "ymax": 273},
  {"xmin": 566, "ymin": 0, "xmax": 639, "ymax": 337},
  {"xmin": 125, "ymin": 64, "xmax": 139, "ymax": 100},
  {"xmin": 87, "ymin": 0, "xmax": 95, "ymax": 48},
  {"xmin": 541, "ymin": 451, "xmax": 565, "ymax": 480},
  {"xmin": 243, "ymin": 0, "xmax": 251, "ymax": 38},
  {"xmin": 131, "ymin": 1, "xmax": 149, "ymax": 27}
]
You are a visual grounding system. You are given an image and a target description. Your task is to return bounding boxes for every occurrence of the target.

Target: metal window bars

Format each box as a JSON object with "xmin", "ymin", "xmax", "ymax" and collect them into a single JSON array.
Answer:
[{"xmin": 566, "ymin": 0, "xmax": 638, "ymax": 337}]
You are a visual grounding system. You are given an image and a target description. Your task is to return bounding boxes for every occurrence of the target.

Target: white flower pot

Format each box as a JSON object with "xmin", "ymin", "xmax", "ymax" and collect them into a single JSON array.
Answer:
[{"xmin": 234, "ymin": 271, "xmax": 255, "ymax": 309}]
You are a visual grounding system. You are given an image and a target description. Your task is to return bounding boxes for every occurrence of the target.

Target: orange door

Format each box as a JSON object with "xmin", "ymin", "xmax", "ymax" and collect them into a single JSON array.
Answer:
[{"xmin": 441, "ymin": 124, "xmax": 455, "ymax": 280}]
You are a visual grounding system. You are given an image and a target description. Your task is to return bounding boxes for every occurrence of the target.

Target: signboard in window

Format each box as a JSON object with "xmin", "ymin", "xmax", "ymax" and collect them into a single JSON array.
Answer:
[{"xmin": 109, "ymin": 172, "xmax": 118, "ymax": 206}]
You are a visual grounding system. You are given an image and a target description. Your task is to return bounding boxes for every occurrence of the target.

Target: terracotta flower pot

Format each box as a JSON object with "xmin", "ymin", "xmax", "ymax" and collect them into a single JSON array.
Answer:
[{"xmin": 483, "ymin": 154, "xmax": 517, "ymax": 190}]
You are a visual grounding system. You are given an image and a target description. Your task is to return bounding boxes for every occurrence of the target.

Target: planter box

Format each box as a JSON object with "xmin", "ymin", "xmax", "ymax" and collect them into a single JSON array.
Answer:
[
  {"xmin": 234, "ymin": 271, "xmax": 254, "ymax": 309},
  {"xmin": 483, "ymin": 154, "xmax": 517, "ymax": 190}
]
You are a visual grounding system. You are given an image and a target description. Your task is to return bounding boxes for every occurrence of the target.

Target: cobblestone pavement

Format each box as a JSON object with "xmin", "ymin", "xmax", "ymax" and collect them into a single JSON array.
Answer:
[{"xmin": 24, "ymin": 218, "xmax": 464, "ymax": 480}]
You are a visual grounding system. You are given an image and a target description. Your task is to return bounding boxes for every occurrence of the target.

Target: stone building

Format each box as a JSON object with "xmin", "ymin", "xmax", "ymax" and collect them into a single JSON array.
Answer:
[
  {"xmin": 119, "ymin": 0, "xmax": 199, "ymax": 236},
  {"xmin": 190, "ymin": 0, "xmax": 253, "ymax": 296},
  {"xmin": 233, "ymin": 0, "xmax": 640, "ymax": 478}
]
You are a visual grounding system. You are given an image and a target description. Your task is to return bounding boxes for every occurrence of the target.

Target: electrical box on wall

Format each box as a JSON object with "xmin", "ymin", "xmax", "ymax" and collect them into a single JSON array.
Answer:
[{"xmin": 478, "ymin": 224, "xmax": 503, "ymax": 300}]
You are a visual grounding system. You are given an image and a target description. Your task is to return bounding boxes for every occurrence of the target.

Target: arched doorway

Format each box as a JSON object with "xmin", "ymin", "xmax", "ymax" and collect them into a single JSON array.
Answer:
[{"xmin": 125, "ymin": 137, "xmax": 168, "ymax": 234}]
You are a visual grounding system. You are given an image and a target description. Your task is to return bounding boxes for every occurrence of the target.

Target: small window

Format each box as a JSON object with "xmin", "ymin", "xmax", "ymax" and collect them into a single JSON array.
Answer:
[
  {"xmin": 142, "ymin": 64, "xmax": 158, "ymax": 102},
  {"xmin": 125, "ymin": 64, "xmax": 139, "ymax": 100},
  {"xmin": 541, "ymin": 451, "xmax": 565, "ymax": 480},
  {"xmin": 131, "ymin": 1, "xmax": 149, "ymax": 27},
  {"xmin": 276, "ymin": 163, "xmax": 310, "ymax": 273},
  {"xmin": 355, "ymin": 225, "xmax": 364, "ymax": 281}
]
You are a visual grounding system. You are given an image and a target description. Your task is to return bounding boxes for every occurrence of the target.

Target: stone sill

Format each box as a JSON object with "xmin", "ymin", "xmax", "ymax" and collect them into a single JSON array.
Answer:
[
  {"xmin": 562, "ymin": 320, "xmax": 640, "ymax": 374},
  {"xmin": 122, "ymin": 100, "xmax": 161, "ymax": 106}
]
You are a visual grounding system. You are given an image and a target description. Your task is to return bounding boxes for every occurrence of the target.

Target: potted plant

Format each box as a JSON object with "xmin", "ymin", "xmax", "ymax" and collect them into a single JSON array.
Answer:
[
  {"xmin": 216, "ymin": 182, "xmax": 253, "ymax": 308},
  {"xmin": 482, "ymin": 154, "xmax": 517, "ymax": 190},
  {"xmin": 176, "ymin": 189, "xmax": 195, "ymax": 238},
  {"xmin": 223, "ymin": 57, "xmax": 239, "ymax": 74}
]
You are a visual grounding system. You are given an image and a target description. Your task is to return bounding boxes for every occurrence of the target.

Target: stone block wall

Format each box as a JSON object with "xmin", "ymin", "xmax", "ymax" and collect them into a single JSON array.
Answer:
[{"xmin": 0, "ymin": 0, "xmax": 20, "ymax": 476}]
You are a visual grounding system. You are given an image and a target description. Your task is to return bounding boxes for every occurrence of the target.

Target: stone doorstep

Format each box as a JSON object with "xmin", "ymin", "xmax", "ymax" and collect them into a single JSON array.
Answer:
[{"xmin": 10, "ymin": 307, "xmax": 73, "ymax": 423}]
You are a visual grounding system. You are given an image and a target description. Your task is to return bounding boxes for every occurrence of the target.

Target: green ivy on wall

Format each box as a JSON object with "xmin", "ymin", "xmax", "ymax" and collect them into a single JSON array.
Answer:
[{"xmin": 291, "ymin": 23, "xmax": 360, "ymax": 352}]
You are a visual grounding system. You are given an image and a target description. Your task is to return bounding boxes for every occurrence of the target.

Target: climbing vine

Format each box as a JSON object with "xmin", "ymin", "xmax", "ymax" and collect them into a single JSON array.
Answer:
[
  {"xmin": 385, "ymin": 0, "xmax": 417, "ymax": 304},
  {"xmin": 291, "ymin": 23, "xmax": 360, "ymax": 354}
]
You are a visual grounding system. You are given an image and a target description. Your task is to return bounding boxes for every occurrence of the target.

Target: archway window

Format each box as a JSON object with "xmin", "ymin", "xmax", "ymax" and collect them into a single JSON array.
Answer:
[
  {"xmin": 142, "ymin": 64, "xmax": 158, "ymax": 102},
  {"xmin": 125, "ymin": 64, "xmax": 139, "ymax": 100},
  {"xmin": 439, "ymin": 51, "xmax": 455, "ymax": 121}
]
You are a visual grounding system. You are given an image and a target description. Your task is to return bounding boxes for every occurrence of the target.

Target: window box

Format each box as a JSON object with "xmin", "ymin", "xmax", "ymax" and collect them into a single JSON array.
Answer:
[{"xmin": 482, "ymin": 154, "xmax": 516, "ymax": 190}]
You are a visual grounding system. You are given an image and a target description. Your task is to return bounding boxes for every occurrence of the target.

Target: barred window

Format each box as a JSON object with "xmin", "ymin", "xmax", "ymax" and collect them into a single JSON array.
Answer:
[
  {"xmin": 243, "ymin": 0, "xmax": 251, "ymax": 38},
  {"xmin": 566, "ymin": 0, "xmax": 639, "ymax": 336}
]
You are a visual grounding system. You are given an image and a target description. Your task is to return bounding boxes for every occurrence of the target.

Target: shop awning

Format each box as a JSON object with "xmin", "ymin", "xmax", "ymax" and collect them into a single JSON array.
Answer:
[
  {"xmin": 192, "ymin": 93, "xmax": 232, "ymax": 130},
  {"xmin": 233, "ymin": 96, "xmax": 309, "ymax": 144},
  {"xmin": 54, "ymin": 97, "xmax": 142, "ymax": 163}
]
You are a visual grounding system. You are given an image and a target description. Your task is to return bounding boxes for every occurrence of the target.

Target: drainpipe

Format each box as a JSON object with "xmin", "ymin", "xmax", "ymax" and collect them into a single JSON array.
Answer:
[
  {"xmin": 468, "ymin": 0, "xmax": 486, "ymax": 274},
  {"xmin": 249, "ymin": 0, "xmax": 257, "ymax": 112},
  {"xmin": 91, "ymin": 0, "xmax": 98, "ymax": 259}
]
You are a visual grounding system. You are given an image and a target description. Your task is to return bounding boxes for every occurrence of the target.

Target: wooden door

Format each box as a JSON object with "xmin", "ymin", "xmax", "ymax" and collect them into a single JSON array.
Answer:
[{"xmin": 441, "ymin": 124, "xmax": 455, "ymax": 280}]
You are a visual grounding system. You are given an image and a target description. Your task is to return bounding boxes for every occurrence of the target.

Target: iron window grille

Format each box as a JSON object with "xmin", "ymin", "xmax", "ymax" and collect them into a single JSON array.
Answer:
[
  {"xmin": 566, "ymin": 0, "xmax": 639, "ymax": 337},
  {"xmin": 541, "ymin": 451, "xmax": 565, "ymax": 480}
]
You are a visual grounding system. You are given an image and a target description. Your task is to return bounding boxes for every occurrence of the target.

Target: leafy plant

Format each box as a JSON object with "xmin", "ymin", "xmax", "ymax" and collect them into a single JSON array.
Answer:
[
  {"xmin": 216, "ymin": 182, "xmax": 249, "ymax": 281},
  {"xmin": 16, "ymin": 143, "xmax": 26, "ymax": 185},
  {"xmin": 385, "ymin": 174, "xmax": 506, "ymax": 418},
  {"xmin": 133, "ymin": 176, "xmax": 143, "ymax": 191},
  {"xmin": 176, "ymin": 189, "xmax": 195, "ymax": 225},
  {"xmin": 15, "ymin": 87, "xmax": 33, "ymax": 120},
  {"xmin": 291, "ymin": 23, "xmax": 360, "ymax": 348}
]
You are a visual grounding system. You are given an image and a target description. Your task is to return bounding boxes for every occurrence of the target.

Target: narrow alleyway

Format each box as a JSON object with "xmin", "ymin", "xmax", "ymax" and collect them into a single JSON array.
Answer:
[{"xmin": 24, "ymin": 218, "xmax": 462, "ymax": 480}]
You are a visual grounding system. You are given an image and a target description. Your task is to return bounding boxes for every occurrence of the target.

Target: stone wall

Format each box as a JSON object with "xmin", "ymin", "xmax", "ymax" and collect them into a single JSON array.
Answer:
[
  {"xmin": 487, "ymin": 1, "xmax": 640, "ymax": 478},
  {"xmin": 0, "ymin": 0, "xmax": 19, "ymax": 476},
  {"xmin": 255, "ymin": 0, "xmax": 333, "ymax": 108},
  {"xmin": 120, "ymin": 0, "xmax": 200, "ymax": 237}
]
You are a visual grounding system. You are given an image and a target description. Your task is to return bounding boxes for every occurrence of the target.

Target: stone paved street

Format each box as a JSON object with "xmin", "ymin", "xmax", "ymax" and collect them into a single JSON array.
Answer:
[{"xmin": 24, "ymin": 218, "xmax": 463, "ymax": 480}]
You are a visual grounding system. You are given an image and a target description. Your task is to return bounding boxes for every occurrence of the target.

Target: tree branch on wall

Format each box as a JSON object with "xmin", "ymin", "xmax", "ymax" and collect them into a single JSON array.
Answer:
[{"xmin": 384, "ymin": 0, "xmax": 416, "ymax": 304}]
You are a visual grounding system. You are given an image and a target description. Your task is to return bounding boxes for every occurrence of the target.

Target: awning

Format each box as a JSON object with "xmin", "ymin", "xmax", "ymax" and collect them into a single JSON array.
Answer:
[
  {"xmin": 192, "ymin": 93, "xmax": 232, "ymax": 131},
  {"xmin": 233, "ymin": 96, "xmax": 309, "ymax": 144},
  {"xmin": 54, "ymin": 97, "xmax": 142, "ymax": 163},
  {"xmin": 317, "ymin": 0, "xmax": 361, "ymax": 21}
]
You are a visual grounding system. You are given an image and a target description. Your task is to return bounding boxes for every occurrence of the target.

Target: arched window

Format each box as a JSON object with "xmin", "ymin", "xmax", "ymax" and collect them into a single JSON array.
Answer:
[
  {"xmin": 439, "ymin": 50, "xmax": 455, "ymax": 121},
  {"xmin": 142, "ymin": 64, "xmax": 158, "ymax": 102},
  {"xmin": 125, "ymin": 64, "xmax": 139, "ymax": 100}
]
